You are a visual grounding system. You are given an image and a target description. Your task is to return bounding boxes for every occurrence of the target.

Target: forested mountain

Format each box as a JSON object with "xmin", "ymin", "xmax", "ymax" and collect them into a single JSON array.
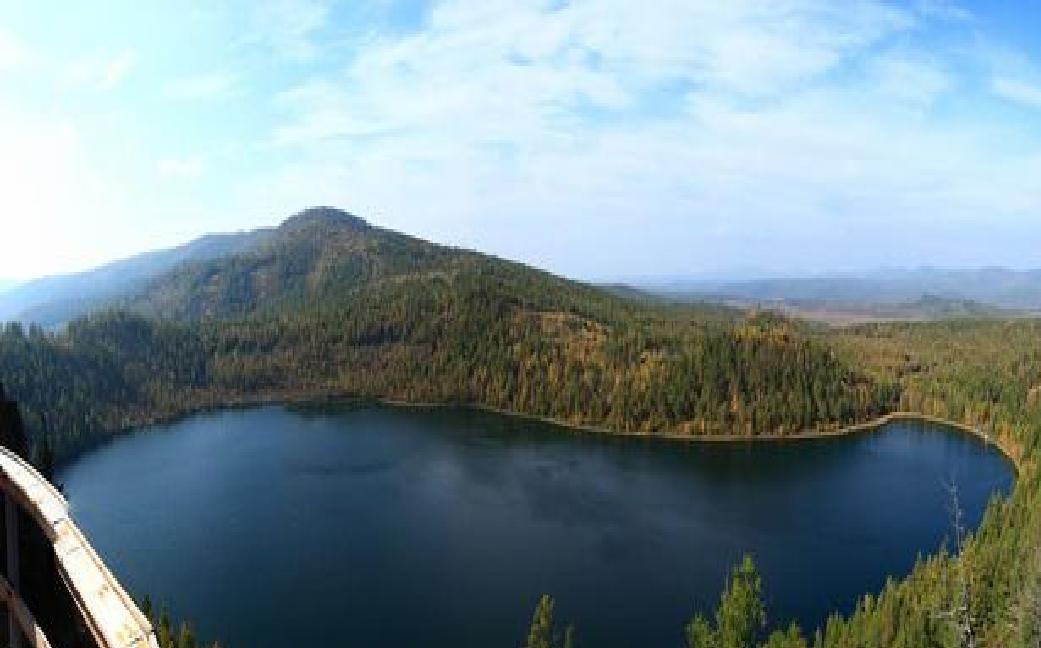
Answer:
[
  {"xmin": 0, "ymin": 227, "xmax": 273, "ymax": 326},
  {"xmin": 0, "ymin": 206, "xmax": 893, "ymax": 459},
  {"xmin": 123, "ymin": 207, "xmax": 471, "ymax": 320}
]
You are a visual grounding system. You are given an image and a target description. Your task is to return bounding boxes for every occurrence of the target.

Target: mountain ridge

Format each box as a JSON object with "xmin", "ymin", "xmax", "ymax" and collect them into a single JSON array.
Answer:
[
  {"xmin": 11, "ymin": 208, "xmax": 1041, "ymax": 326},
  {"xmin": 0, "ymin": 227, "xmax": 275, "ymax": 326}
]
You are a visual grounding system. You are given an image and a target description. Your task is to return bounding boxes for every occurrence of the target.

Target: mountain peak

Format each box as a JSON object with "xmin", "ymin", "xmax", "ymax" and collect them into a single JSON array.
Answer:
[{"xmin": 281, "ymin": 207, "xmax": 368, "ymax": 232}]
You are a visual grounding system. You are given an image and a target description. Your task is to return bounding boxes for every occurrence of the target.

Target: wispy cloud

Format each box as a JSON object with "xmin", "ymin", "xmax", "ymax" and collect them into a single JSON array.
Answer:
[
  {"xmin": 273, "ymin": 0, "xmax": 923, "ymax": 152},
  {"xmin": 0, "ymin": 29, "xmax": 28, "ymax": 72},
  {"xmin": 255, "ymin": 0, "xmax": 1041, "ymax": 276},
  {"xmin": 244, "ymin": 0, "xmax": 331, "ymax": 59},
  {"xmin": 158, "ymin": 156, "xmax": 206, "ymax": 179},
  {"xmin": 913, "ymin": 0, "xmax": 973, "ymax": 22},
  {"xmin": 868, "ymin": 50, "xmax": 953, "ymax": 104},
  {"xmin": 992, "ymin": 77, "xmax": 1041, "ymax": 110},
  {"xmin": 2, "ymin": 0, "xmax": 1040, "ymax": 280},
  {"xmin": 64, "ymin": 50, "xmax": 137, "ymax": 91},
  {"xmin": 164, "ymin": 72, "xmax": 236, "ymax": 100}
]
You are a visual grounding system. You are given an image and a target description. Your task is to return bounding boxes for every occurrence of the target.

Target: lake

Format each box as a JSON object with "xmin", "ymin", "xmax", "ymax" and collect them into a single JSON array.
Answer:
[{"xmin": 57, "ymin": 404, "xmax": 1013, "ymax": 648}]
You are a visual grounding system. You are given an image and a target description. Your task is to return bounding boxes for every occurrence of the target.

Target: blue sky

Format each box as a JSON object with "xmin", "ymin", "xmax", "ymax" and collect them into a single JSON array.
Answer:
[{"xmin": 1, "ymin": 1, "xmax": 1040, "ymax": 281}]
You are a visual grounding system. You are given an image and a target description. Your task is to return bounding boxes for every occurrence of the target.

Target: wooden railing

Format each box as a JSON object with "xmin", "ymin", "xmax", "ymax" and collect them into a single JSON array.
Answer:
[{"xmin": 0, "ymin": 446, "xmax": 158, "ymax": 648}]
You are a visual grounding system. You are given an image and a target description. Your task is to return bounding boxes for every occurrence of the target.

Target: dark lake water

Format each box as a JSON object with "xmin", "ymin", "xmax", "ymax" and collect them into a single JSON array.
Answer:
[{"xmin": 57, "ymin": 405, "xmax": 1013, "ymax": 648}]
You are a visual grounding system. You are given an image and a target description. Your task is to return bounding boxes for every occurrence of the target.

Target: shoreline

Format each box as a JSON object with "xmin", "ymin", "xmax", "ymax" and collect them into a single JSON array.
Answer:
[
  {"xmin": 63, "ymin": 392, "xmax": 1020, "ymax": 476},
  {"xmin": 374, "ymin": 399, "xmax": 1022, "ymax": 474}
]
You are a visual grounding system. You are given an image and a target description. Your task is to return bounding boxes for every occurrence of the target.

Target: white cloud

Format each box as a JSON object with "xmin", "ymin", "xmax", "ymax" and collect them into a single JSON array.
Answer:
[
  {"xmin": 0, "ymin": 29, "xmax": 28, "ymax": 72},
  {"xmin": 913, "ymin": 0, "xmax": 973, "ymax": 22},
  {"xmin": 164, "ymin": 73, "xmax": 235, "ymax": 100},
  {"xmin": 273, "ymin": 0, "xmax": 917, "ymax": 151},
  {"xmin": 992, "ymin": 77, "xmax": 1041, "ymax": 110},
  {"xmin": 255, "ymin": 0, "xmax": 1041, "ymax": 277},
  {"xmin": 64, "ymin": 51, "xmax": 137, "ymax": 91},
  {"xmin": 244, "ymin": 0, "xmax": 331, "ymax": 59},
  {"xmin": 158, "ymin": 156, "xmax": 206, "ymax": 179},
  {"xmin": 4, "ymin": 0, "xmax": 1038, "ymax": 280},
  {"xmin": 868, "ymin": 51, "xmax": 953, "ymax": 104}
]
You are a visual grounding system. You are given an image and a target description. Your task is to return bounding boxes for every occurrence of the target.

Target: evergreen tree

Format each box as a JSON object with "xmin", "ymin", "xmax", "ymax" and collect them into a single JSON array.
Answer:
[
  {"xmin": 157, "ymin": 607, "xmax": 174, "ymax": 648},
  {"xmin": 524, "ymin": 595, "xmax": 575, "ymax": 648},
  {"xmin": 525, "ymin": 595, "xmax": 555, "ymax": 648},
  {"xmin": 686, "ymin": 614, "xmax": 716, "ymax": 648},
  {"xmin": 177, "ymin": 622, "xmax": 195, "ymax": 648},
  {"xmin": 685, "ymin": 555, "xmax": 767, "ymax": 648},
  {"xmin": 760, "ymin": 624, "xmax": 807, "ymax": 648},
  {"xmin": 716, "ymin": 556, "xmax": 766, "ymax": 648}
]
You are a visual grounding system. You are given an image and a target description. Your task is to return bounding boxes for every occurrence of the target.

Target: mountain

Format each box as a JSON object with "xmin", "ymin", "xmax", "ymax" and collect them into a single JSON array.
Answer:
[
  {"xmin": 0, "ymin": 228, "xmax": 275, "ymax": 326},
  {"xmin": 0, "ymin": 280, "xmax": 19, "ymax": 296},
  {"xmin": 122, "ymin": 207, "xmax": 469, "ymax": 320},
  {"xmin": 0, "ymin": 206, "xmax": 893, "ymax": 459}
]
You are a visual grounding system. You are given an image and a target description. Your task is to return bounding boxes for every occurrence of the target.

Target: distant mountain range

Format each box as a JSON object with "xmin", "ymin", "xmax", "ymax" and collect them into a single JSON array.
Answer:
[
  {"xmin": 639, "ymin": 268, "xmax": 1041, "ymax": 320},
  {"xmin": 6, "ymin": 210, "xmax": 1041, "ymax": 327},
  {"xmin": 0, "ymin": 227, "xmax": 274, "ymax": 325}
]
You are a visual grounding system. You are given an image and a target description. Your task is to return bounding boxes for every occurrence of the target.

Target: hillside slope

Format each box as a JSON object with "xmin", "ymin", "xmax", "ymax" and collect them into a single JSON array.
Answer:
[
  {"xmin": 123, "ymin": 207, "xmax": 590, "ymax": 321},
  {"xmin": 0, "ymin": 228, "xmax": 273, "ymax": 326}
]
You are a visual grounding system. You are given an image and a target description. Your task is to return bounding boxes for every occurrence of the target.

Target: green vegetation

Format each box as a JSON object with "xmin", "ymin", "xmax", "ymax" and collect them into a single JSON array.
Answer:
[
  {"xmin": 0, "ymin": 209, "xmax": 1039, "ymax": 646},
  {"xmin": 524, "ymin": 595, "xmax": 575, "ymax": 648},
  {"xmin": 140, "ymin": 597, "xmax": 220, "ymax": 648},
  {"xmin": 685, "ymin": 556, "xmax": 768, "ymax": 648},
  {"xmin": 521, "ymin": 556, "xmax": 812, "ymax": 647}
]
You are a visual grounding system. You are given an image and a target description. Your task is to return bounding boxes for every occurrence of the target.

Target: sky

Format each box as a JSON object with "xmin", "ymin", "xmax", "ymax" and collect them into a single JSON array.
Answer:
[{"xmin": 1, "ymin": 1, "xmax": 1041, "ymax": 282}]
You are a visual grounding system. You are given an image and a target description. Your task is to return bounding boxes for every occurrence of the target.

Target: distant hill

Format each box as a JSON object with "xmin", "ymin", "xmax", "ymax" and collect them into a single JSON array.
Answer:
[
  {"xmin": 0, "ymin": 228, "xmax": 275, "ymax": 326},
  {"xmin": 642, "ymin": 268, "xmax": 1041, "ymax": 317},
  {"xmin": 0, "ymin": 280, "xmax": 19, "ymax": 296},
  {"xmin": 756, "ymin": 293, "xmax": 1013, "ymax": 325}
]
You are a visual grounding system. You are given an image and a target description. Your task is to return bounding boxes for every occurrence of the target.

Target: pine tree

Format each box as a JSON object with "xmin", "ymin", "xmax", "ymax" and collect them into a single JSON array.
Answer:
[
  {"xmin": 716, "ymin": 555, "xmax": 766, "ymax": 648},
  {"xmin": 524, "ymin": 595, "xmax": 575, "ymax": 648},
  {"xmin": 760, "ymin": 623, "xmax": 807, "ymax": 648},
  {"xmin": 525, "ymin": 595, "xmax": 555, "ymax": 648},
  {"xmin": 177, "ymin": 622, "xmax": 195, "ymax": 648},
  {"xmin": 685, "ymin": 555, "xmax": 767, "ymax": 648},
  {"xmin": 157, "ymin": 607, "xmax": 174, "ymax": 648},
  {"xmin": 685, "ymin": 614, "xmax": 716, "ymax": 648}
]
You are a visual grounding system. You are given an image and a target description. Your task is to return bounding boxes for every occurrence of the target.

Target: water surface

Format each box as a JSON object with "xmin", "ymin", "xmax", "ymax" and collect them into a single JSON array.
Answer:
[{"xmin": 58, "ymin": 405, "xmax": 1013, "ymax": 648}]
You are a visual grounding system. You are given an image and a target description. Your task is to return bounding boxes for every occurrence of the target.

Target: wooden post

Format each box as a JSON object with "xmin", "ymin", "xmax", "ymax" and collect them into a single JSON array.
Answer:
[{"xmin": 5, "ymin": 494, "xmax": 19, "ymax": 648}]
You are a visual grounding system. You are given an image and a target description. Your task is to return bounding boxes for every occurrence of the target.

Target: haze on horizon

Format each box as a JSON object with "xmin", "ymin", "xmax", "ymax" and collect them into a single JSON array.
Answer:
[{"xmin": 1, "ymin": 0, "xmax": 1040, "ymax": 283}]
